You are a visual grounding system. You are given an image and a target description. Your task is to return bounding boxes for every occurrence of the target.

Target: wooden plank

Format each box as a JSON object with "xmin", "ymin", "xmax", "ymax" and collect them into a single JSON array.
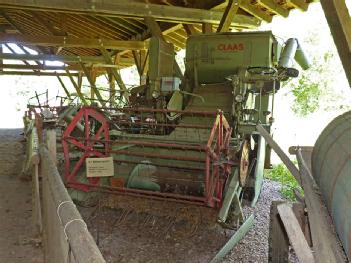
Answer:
[
  {"xmin": 0, "ymin": 63, "xmax": 80, "ymax": 71},
  {"xmin": 256, "ymin": 124, "xmax": 302, "ymax": 184},
  {"xmin": 39, "ymin": 146, "xmax": 105, "ymax": 263},
  {"xmin": 258, "ymin": 126, "xmax": 347, "ymax": 263},
  {"xmin": 269, "ymin": 201, "xmax": 290, "ymax": 263},
  {"xmin": 100, "ymin": 47, "xmax": 129, "ymax": 102},
  {"xmin": 56, "ymin": 75, "xmax": 72, "ymax": 99},
  {"xmin": 80, "ymin": 62, "xmax": 106, "ymax": 106},
  {"xmin": 0, "ymin": 52, "xmax": 106, "ymax": 63},
  {"xmin": 65, "ymin": 69, "xmax": 88, "ymax": 105},
  {"xmin": 320, "ymin": 0, "xmax": 351, "ymax": 86},
  {"xmin": 144, "ymin": 16, "xmax": 165, "ymax": 41},
  {"xmin": 0, "ymin": 70, "xmax": 79, "ymax": 76},
  {"xmin": 0, "ymin": 0, "xmax": 261, "ymax": 27},
  {"xmin": 288, "ymin": 0, "xmax": 309, "ymax": 11},
  {"xmin": 202, "ymin": 23, "xmax": 213, "ymax": 33},
  {"xmin": 182, "ymin": 24, "xmax": 197, "ymax": 36},
  {"xmin": 296, "ymin": 148, "xmax": 347, "ymax": 263},
  {"xmin": 108, "ymin": 72, "xmax": 116, "ymax": 106},
  {"xmin": 257, "ymin": 0, "xmax": 289, "ymax": 17},
  {"xmin": 0, "ymin": 33, "xmax": 147, "ymax": 50},
  {"xmin": 239, "ymin": 0, "xmax": 273, "ymax": 22},
  {"xmin": 277, "ymin": 203, "xmax": 315, "ymax": 263},
  {"xmin": 217, "ymin": 0, "xmax": 241, "ymax": 32}
]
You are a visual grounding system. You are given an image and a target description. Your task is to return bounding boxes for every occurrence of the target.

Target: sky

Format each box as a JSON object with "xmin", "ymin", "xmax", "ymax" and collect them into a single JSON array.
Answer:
[{"xmin": 0, "ymin": 3, "xmax": 350, "ymax": 162}]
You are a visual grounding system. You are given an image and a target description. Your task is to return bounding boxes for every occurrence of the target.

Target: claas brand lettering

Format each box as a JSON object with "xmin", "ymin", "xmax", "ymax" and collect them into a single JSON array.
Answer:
[{"xmin": 217, "ymin": 43, "xmax": 244, "ymax": 51}]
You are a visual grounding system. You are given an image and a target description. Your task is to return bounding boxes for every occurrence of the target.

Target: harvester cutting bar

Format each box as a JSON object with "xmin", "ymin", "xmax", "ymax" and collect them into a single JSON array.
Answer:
[
  {"xmin": 114, "ymin": 120, "xmax": 212, "ymax": 130},
  {"xmin": 65, "ymin": 137, "xmax": 207, "ymax": 151},
  {"xmin": 106, "ymin": 149, "xmax": 206, "ymax": 162},
  {"xmin": 69, "ymin": 182, "xmax": 207, "ymax": 204},
  {"xmin": 103, "ymin": 106, "xmax": 220, "ymax": 116},
  {"xmin": 63, "ymin": 106, "xmax": 232, "ymax": 208},
  {"xmin": 112, "ymin": 159, "xmax": 206, "ymax": 171}
]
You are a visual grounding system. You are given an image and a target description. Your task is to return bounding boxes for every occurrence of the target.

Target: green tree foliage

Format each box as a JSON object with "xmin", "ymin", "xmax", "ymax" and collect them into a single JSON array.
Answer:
[
  {"xmin": 285, "ymin": 32, "xmax": 349, "ymax": 117},
  {"xmin": 265, "ymin": 163, "xmax": 303, "ymax": 201}
]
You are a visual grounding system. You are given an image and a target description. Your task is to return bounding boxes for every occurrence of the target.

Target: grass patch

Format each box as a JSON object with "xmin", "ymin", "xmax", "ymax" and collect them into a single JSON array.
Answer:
[{"xmin": 265, "ymin": 163, "xmax": 303, "ymax": 201}]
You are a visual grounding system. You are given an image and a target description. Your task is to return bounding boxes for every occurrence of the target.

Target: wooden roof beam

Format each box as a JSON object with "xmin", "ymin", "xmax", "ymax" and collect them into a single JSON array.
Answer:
[
  {"xmin": 202, "ymin": 23, "xmax": 213, "ymax": 33},
  {"xmin": 182, "ymin": 24, "xmax": 197, "ymax": 36},
  {"xmin": 65, "ymin": 69, "xmax": 88, "ymax": 104},
  {"xmin": 0, "ymin": 10, "xmax": 49, "ymax": 54},
  {"xmin": 0, "ymin": 0, "xmax": 261, "ymax": 28},
  {"xmin": 80, "ymin": 62, "xmax": 106, "ymax": 106},
  {"xmin": 320, "ymin": 0, "xmax": 351, "ymax": 86},
  {"xmin": 0, "ymin": 70, "xmax": 79, "ymax": 76},
  {"xmin": 217, "ymin": 0, "xmax": 241, "ymax": 32},
  {"xmin": 144, "ymin": 16, "xmax": 166, "ymax": 41},
  {"xmin": 0, "ymin": 63, "xmax": 80, "ymax": 71},
  {"xmin": 0, "ymin": 33, "xmax": 147, "ymax": 50},
  {"xmin": 257, "ymin": 0, "xmax": 289, "ymax": 18},
  {"xmin": 56, "ymin": 75, "xmax": 72, "ymax": 99},
  {"xmin": 0, "ymin": 52, "xmax": 106, "ymax": 63},
  {"xmin": 288, "ymin": 0, "xmax": 309, "ymax": 11},
  {"xmin": 100, "ymin": 47, "xmax": 130, "ymax": 102},
  {"xmin": 239, "ymin": 0, "xmax": 273, "ymax": 22}
]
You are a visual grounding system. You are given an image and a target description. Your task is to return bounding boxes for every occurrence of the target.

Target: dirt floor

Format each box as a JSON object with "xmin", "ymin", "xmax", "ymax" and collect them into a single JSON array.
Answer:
[
  {"xmin": 78, "ymin": 180, "xmax": 282, "ymax": 263},
  {"xmin": 0, "ymin": 129, "xmax": 43, "ymax": 263}
]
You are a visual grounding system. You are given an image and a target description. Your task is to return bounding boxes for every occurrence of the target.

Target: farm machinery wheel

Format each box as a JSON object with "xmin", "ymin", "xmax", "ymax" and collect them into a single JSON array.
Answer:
[{"xmin": 62, "ymin": 107, "xmax": 110, "ymax": 191}]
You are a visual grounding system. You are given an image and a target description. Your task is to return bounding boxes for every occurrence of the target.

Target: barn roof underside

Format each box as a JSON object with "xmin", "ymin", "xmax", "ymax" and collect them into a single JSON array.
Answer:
[{"xmin": 0, "ymin": 0, "xmax": 314, "ymax": 77}]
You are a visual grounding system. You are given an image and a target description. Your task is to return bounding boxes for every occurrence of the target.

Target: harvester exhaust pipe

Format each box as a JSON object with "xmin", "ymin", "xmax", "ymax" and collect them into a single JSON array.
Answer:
[{"xmin": 278, "ymin": 38, "xmax": 311, "ymax": 70}]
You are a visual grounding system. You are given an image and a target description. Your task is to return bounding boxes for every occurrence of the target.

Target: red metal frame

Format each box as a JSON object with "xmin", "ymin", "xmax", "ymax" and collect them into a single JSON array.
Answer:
[
  {"xmin": 62, "ymin": 106, "xmax": 233, "ymax": 208},
  {"xmin": 62, "ymin": 107, "xmax": 110, "ymax": 191}
]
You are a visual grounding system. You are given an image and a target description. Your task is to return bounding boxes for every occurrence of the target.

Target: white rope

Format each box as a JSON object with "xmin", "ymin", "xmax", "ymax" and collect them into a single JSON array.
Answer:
[
  {"xmin": 57, "ymin": 200, "xmax": 75, "ymax": 225},
  {"xmin": 63, "ymin": 219, "xmax": 87, "ymax": 240}
]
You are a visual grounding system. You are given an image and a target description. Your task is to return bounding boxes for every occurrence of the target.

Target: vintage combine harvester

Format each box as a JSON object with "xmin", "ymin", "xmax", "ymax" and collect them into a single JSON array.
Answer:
[{"xmin": 47, "ymin": 30, "xmax": 310, "ymax": 260}]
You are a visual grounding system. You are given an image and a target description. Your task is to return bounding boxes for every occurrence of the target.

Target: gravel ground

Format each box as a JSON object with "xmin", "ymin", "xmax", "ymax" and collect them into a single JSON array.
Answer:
[
  {"xmin": 78, "ymin": 179, "xmax": 283, "ymax": 263},
  {"xmin": 224, "ymin": 179, "xmax": 282, "ymax": 263}
]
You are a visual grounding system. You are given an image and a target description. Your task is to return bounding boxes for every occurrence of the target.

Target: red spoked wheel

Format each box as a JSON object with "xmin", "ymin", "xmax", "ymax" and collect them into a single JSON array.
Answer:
[{"xmin": 62, "ymin": 107, "xmax": 110, "ymax": 191}]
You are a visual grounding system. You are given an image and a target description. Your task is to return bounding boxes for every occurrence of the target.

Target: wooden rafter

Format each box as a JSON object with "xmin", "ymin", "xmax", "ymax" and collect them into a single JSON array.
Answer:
[
  {"xmin": 144, "ymin": 17, "xmax": 166, "ymax": 41},
  {"xmin": 29, "ymin": 11, "xmax": 66, "ymax": 36},
  {"xmin": 288, "ymin": 0, "xmax": 309, "ymax": 11},
  {"xmin": 217, "ymin": 0, "xmax": 241, "ymax": 32},
  {"xmin": 0, "ymin": 71, "xmax": 79, "ymax": 76},
  {"xmin": 202, "ymin": 23, "xmax": 213, "ymax": 34},
  {"xmin": 80, "ymin": 62, "xmax": 106, "ymax": 106},
  {"xmin": 56, "ymin": 75, "xmax": 72, "ymax": 99},
  {"xmin": 0, "ymin": 0, "xmax": 261, "ymax": 27},
  {"xmin": 320, "ymin": 0, "xmax": 351, "ymax": 86},
  {"xmin": 239, "ymin": 0, "xmax": 273, "ymax": 22},
  {"xmin": 65, "ymin": 69, "xmax": 88, "ymax": 104},
  {"xmin": 0, "ymin": 52, "xmax": 105, "ymax": 63},
  {"xmin": 0, "ymin": 64, "xmax": 78, "ymax": 70},
  {"xmin": 257, "ymin": 0, "xmax": 289, "ymax": 18},
  {"xmin": 100, "ymin": 47, "xmax": 129, "ymax": 102},
  {"xmin": 0, "ymin": 10, "xmax": 49, "ymax": 54},
  {"xmin": 0, "ymin": 33, "xmax": 147, "ymax": 50},
  {"xmin": 182, "ymin": 24, "xmax": 197, "ymax": 36}
]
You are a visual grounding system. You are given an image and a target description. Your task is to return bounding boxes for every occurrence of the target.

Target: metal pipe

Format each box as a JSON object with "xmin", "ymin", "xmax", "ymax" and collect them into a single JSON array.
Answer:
[
  {"xmin": 113, "ymin": 159, "xmax": 205, "ymax": 171},
  {"xmin": 279, "ymin": 38, "xmax": 311, "ymax": 70},
  {"xmin": 114, "ymin": 120, "xmax": 212, "ymax": 129},
  {"xmin": 108, "ymin": 149, "xmax": 206, "ymax": 162}
]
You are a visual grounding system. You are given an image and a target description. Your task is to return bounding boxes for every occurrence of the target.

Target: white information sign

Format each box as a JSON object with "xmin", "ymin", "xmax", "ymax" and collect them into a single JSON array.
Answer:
[{"xmin": 86, "ymin": 157, "xmax": 114, "ymax": 178}]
